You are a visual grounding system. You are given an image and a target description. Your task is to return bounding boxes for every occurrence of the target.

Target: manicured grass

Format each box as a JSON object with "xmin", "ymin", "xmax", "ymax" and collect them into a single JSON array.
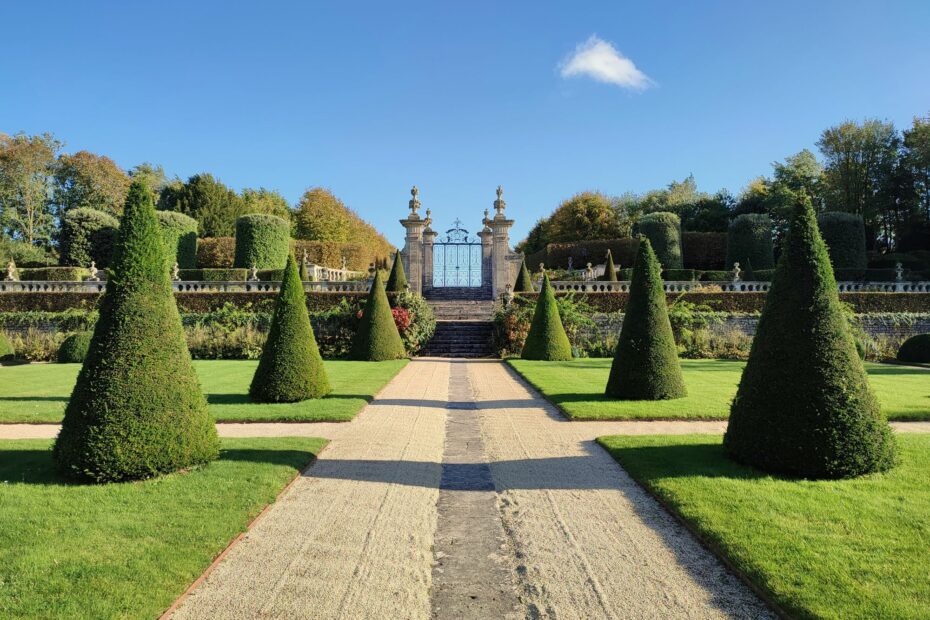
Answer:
[
  {"xmin": 598, "ymin": 434, "xmax": 930, "ymax": 619},
  {"xmin": 0, "ymin": 436, "xmax": 326, "ymax": 620},
  {"xmin": 508, "ymin": 358, "xmax": 930, "ymax": 420},
  {"xmin": 0, "ymin": 359, "xmax": 408, "ymax": 423}
]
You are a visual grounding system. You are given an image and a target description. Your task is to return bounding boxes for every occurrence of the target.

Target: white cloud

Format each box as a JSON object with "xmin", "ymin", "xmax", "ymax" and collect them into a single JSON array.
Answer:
[{"xmin": 558, "ymin": 35, "xmax": 653, "ymax": 91}]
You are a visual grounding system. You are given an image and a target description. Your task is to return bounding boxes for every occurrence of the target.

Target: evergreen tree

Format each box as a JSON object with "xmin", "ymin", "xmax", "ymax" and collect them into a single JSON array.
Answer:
[
  {"xmin": 53, "ymin": 180, "xmax": 218, "ymax": 482},
  {"xmin": 605, "ymin": 238, "xmax": 686, "ymax": 400},
  {"xmin": 513, "ymin": 258, "xmax": 534, "ymax": 293},
  {"xmin": 724, "ymin": 198, "xmax": 897, "ymax": 479},
  {"xmin": 385, "ymin": 253, "xmax": 408, "ymax": 292},
  {"xmin": 521, "ymin": 273, "xmax": 572, "ymax": 360},
  {"xmin": 351, "ymin": 270, "xmax": 406, "ymax": 360},
  {"xmin": 602, "ymin": 250, "xmax": 618, "ymax": 281},
  {"xmin": 250, "ymin": 254, "xmax": 330, "ymax": 402}
]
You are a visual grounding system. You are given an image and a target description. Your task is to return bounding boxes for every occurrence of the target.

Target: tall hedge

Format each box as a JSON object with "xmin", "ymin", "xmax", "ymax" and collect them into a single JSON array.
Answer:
[
  {"xmin": 59, "ymin": 207, "xmax": 120, "ymax": 268},
  {"xmin": 53, "ymin": 180, "xmax": 219, "ymax": 482},
  {"xmin": 634, "ymin": 212, "xmax": 682, "ymax": 269},
  {"xmin": 521, "ymin": 273, "xmax": 572, "ymax": 360},
  {"xmin": 726, "ymin": 214, "xmax": 774, "ymax": 271},
  {"xmin": 602, "ymin": 250, "xmax": 618, "ymax": 281},
  {"xmin": 513, "ymin": 259, "xmax": 534, "ymax": 293},
  {"xmin": 157, "ymin": 211, "xmax": 199, "ymax": 269},
  {"xmin": 385, "ymin": 253, "xmax": 408, "ymax": 292},
  {"xmin": 351, "ymin": 270, "xmax": 406, "ymax": 360},
  {"xmin": 605, "ymin": 238, "xmax": 685, "ymax": 400},
  {"xmin": 250, "ymin": 254, "xmax": 330, "ymax": 401},
  {"xmin": 817, "ymin": 211, "xmax": 867, "ymax": 270},
  {"xmin": 724, "ymin": 199, "xmax": 896, "ymax": 479},
  {"xmin": 233, "ymin": 214, "xmax": 291, "ymax": 269}
]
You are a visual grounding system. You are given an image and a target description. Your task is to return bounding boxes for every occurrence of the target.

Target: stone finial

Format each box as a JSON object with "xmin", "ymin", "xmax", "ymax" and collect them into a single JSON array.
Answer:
[
  {"xmin": 170, "ymin": 262, "xmax": 180, "ymax": 282},
  {"xmin": 494, "ymin": 185, "xmax": 506, "ymax": 216},
  {"xmin": 424, "ymin": 208, "xmax": 433, "ymax": 229},
  {"xmin": 409, "ymin": 185, "xmax": 421, "ymax": 216},
  {"xmin": 567, "ymin": 256, "xmax": 574, "ymax": 272},
  {"xmin": 87, "ymin": 261, "xmax": 100, "ymax": 282},
  {"xmin": 341, "ymin": 255, "xmax": 348, "ymax": 272},
  {"xmin": 503, "ymin": 283, "xmax": 514, "ymax": 307},
  {"xmin": 5, "ymin": 259, "xmax": 18, "ymax": 282},
  {"xmin": 248, "ymin": 264, "xmax": 259, "ymax": 282},
  {"xmin": 895, "ymin": 262, "xmax": 904, "ymax": 282},
  {"xmin": 585, "ymin": 262, "xmax": 595, "ymax": 281},
  {"xmin": 731, "ymin": 262, "xmax": 742, "ymax": 283}
]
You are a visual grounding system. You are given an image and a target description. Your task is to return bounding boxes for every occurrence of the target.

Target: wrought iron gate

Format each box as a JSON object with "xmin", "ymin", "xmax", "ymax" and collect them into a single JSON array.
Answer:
[{"xmin": 433, "ymin": 220, "xmax": 482, "ymax": 287}]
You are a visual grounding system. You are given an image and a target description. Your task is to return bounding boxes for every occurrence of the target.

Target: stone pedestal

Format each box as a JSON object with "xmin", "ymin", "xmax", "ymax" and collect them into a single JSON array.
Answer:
[{"xmin": 399, "ymin": 186, "xmax": 426, "ymax": 295}]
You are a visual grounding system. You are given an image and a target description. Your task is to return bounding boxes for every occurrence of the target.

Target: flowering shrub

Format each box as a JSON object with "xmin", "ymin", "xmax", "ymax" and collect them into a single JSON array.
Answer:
[
  {"xmin": 390, "ymin": 291, "xmax": 436, "ymax": 354},
  {"xmin": 391, "ymin": 307, "xmax": 412, "ymax": 332}
]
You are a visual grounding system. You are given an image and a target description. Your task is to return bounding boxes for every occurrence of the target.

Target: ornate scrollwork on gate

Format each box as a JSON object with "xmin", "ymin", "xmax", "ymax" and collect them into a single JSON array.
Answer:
[{"xmin": 433, "ymin": 219, "xmax": 482, "ymax": 287}]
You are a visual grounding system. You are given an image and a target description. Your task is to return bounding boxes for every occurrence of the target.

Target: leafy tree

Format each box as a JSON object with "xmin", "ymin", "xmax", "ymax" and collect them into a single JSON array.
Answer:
[
  {"xmin": 53, "ymin": 180, "xmax": 219, "ymax": 482},
  {"xmin": 250, "ymin": 254, "xmax": 330, "ymax": 402},
  {"xmin": 129, "ymin": 162, "xmax": 172, "ymax": 204},
  {"xmin": 159, "ymin": 173, "xmax": 245, "ymax": 237},
  {"xmin": 605, "ymin": 238, "xmax": 685, "ymax": 400},
  {"xmin": 294, "ymin": 187, "xmax": 352, "ymax": 242},
  {"xmin": 385, "ymin": 253, "xmax": 408, "ymax": 292},
  {"xmin": 548, "ymin": 191, "xmax": 624, "ymax": 243},
  {"xmin": 513, "ymin": 258, "xmax": 534, "ymax": 292},
  {"xmin": 521, "ymin": 273, "xmax": 572, "ymax": 360},
  {"xmin": 0, "ymin": 132, "xmax": 60, "ymax": 246},
  {"xmin": 515, "ymin": 217, "xmax": 554, "ymax": 254},
  {"xmin": 241, "ymin": 187, "xmax": 292, "ymax": 221},
  {"xmin": 724, "ymin": 198, "xmax": 896, "ymax": 479},
  {"xmin": 351, "ymin": 270, "xmax": 406, "ymax": 360},
  {"xmin": 53, "ymin": 150, "xmax": 131, "ymax": 217},
  {"xmin": 772, "ymin": 149, "xmax": 824, "ymax": 209}
]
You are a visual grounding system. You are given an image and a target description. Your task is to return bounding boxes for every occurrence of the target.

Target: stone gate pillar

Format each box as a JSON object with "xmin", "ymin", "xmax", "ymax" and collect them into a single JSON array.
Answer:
[
  {"xmin": 479, "ymin": 210, "xmax": 493, "ymax": 290},
  {"xmin": 422, "ymin": 210, "xmax": 436, "ymax": 295},
  {"xmin": 489, "ymin": 186, "xmax": 517, "ymax": 298},
  {"xmin": 399, "ymin": 186, "xmax": 426, "ymax": 295}
]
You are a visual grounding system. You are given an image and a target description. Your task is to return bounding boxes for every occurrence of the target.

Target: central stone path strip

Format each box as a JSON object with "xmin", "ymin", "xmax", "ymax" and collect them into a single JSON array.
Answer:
[
  {"xmin": 430, "ymin": 361, "xmax": 522, "ymax": 619},
  {"xmin": 171, "ymin": 359, "xmax": 450, "ymax": 620}
]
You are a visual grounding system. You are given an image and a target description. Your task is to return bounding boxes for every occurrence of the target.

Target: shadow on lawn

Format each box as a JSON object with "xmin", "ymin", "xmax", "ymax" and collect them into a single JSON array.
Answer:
[
  {"xmin": 207, "ymin": 393, "xmax": 374, "ymax": 405},
  {"xmin": 605, "ymin": 442, "xmax": 768, "ymax": 481},
  {"xmin": 0, "ymin": 396, "xmax": 69, "ymax": 402}
]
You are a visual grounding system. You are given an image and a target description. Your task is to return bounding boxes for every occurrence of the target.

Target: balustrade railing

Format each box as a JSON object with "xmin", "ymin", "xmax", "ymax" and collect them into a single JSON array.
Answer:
[{"xmin": 0, "ymin": 280, "xmax": 370, "ymax": 294}]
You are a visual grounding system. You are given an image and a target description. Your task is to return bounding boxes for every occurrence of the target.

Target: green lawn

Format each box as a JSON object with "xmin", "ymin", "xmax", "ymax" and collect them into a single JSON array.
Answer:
[
  {"xmin": 508, "ymin": 358, "xmax": 930, "ymax": 420},
  {"xmin": 0, "ymin": 359, "xmax": 408, "ymax": 424},
  {"xmin": 0, "ymin": 436, "xmax": 326, "ymax": 620},
  {"xmin": 598, "ymin": 434, "xmax": 930, "ymax": 619}
]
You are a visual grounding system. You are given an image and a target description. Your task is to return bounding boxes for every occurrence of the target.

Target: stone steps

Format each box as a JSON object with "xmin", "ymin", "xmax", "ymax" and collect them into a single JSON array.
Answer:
[
  {"xmin": 427, "ymin": 300, "xmax": 497, "ymax": 321},
  {"xmin": 424, "ymin": 286, "xmax": 493, "ymax": 301},
  {"xmin": 419, "ymin": 321, "xmax": 495, "ymax": 358}
]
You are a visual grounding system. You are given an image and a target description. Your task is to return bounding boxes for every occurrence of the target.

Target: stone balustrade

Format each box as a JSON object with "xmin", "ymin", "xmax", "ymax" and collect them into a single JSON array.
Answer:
[
  {"xmin": 0, "ymin": 280, "xmax": 370, "ymax": 294},
  {"xmin": 546, "ymin": 280, "xmax": 930, "ymax": 294}
]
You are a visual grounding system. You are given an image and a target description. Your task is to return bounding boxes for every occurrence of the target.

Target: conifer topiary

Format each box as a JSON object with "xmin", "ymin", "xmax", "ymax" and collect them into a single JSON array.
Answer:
[
  {"xmin": 897, "ymin": 334, "xmax": 930, "ymax": 363},
  {"xmin": 724, "ymin": 198, "xmax": 897, "ymax": 479},
  {"xmin": 351, "ymin": 270, "xmax": 406, "ymax": 361},
  {"xmin": 513, "ymin": 259, "xmax": 534, "ymax": 293},
  {"xmin": 250, "ymin": 253, "xmax": 330, "ymax": 401},
  {"xmin": 602, "ymin": 250, "xmax": 618, "ymax": 281},
  {"xmin": 521, "ymin": 273, "xmax": 572, "ymax": 360},
  {"xmin": 57, "ymin": 332, "xmax": 93, "ymax": 363},
  {"xmin": 385, "ymin": 253, "xmax": 408, "ymax": 292},
  {"xmin": 605, "ymin": 238, "xmax": 685, "ymax": 400},
  {"xmin": 53, "ymin": 180, "xmax": 219, "ymax": 483}
]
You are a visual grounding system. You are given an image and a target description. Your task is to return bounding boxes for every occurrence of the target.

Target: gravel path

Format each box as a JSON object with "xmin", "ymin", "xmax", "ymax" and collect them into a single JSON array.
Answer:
[
  {"xmin": 469, "ymin": 361, "xmax": 775, "ymax": 619},
  {"xmin": 171, "ymin": 359, "xmax": 449, "ymax": 620}
]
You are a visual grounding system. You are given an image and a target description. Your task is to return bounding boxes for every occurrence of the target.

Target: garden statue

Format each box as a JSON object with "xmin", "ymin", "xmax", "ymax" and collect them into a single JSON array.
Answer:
[
  {"xmin": 896, "ymin": 262, "xmax": 904, "ymax": 282},
  {"xmin": 567, "ymin": 256, "xmax": 573, "ymax": 272},
  {"xmin": 87, "ymin": 261, "xmax": 100, "ymax": 282},
  {"xmin": 341, "ymin": 255, "xmax": 348, "ymax": 272},
  {"xmin": 4, "ymin": 259, "xmax": 17, "ymax": 281},
  {"xmin": 732, "ymin": 262, "xmax": 742, "ymax": 283},
  {"xmin": 503, "ymin": 283, "xmax": 514, "ymax": 306},
  {"xmin": 247, "ymin": 264, "xmax": 259, "ymax": 281},
  {"xmin": 424, "ymin": 208, "xmax": 433, "ymax": 230},
  {"xmin": 494, "ymin": 185, "xmax": 506, "ymax": 216},
  {"xmin": 585, "ymin": 262, "xmax": 595, "ymax": 281},
  {"xmin": 171, "ymin": 262, "xmax": 180, "ymax": 282}
]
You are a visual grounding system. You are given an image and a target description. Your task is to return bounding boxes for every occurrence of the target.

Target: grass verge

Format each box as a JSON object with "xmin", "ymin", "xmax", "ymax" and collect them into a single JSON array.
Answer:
[
  {"xmin": 598, "ymin": 433, "xmax": 930, "ymax": 619},
  {"xmin": 508, "ymin": 358, "xmax": 930, "ymax": 420},
  {"xmin": 0, "ymin": 359, "xmax": 408, "ymax": 423},
  {"xmin": 0, "ymin": 436, "xmax": 326, "ymax": 620}
]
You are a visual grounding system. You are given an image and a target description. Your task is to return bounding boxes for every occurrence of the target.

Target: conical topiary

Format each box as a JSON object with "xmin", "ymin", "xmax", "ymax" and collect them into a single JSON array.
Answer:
[
  {"xmin": 250, "ymin": 254, "xmax": 330, "ymax": 402},
  {"xmin": 53, "ymin": 180, "xmax": 218, "ymax": 482},
  {"xmin": 602, "ymin": 250, "xmax": 618, "ymax": 282},
  {"xmin": 351, "ymin": 270, "xmax": 406, "ymax": 360},
  {"xmin": 724, "ymin": 198, "xmax": 897, "ymax": 479},
  {"xmin": 605, "ymin": 238, "xmax": 686, "ymax": 400},
  {"xmin": 513, "ymin": 259, "xmax": 534, "ymax": 293},
  {"xmin": 385, "ymin": 253, "xmax": 408, "ymax": 292},
  {"xmin": 521, "ymin": 273, "xmax": 572, "ymax": 360}
]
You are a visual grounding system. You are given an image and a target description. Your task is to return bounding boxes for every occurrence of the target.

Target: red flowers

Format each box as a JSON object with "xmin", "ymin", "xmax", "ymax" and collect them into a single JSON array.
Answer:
[{"xmin": 391, "ymin": 307, "xmax": 412, "ymax": 332}]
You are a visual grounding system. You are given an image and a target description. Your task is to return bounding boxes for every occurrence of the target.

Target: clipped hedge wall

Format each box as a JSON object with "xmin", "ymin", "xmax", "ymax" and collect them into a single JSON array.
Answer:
[
  {"xmin": 234, "ymin": 214, "xmax": 291, "ymax": 269},
  {"xmin": 727, "ymin": 214, "xmax": 774, "ymax": 271},
  {"xmin": 157, "ymin": 211, "xmax": 199, "ymax": 269},
  {"xmin": 19, "ymin": 267, "xmax": 89, "ymax": 281},
  {"xmin": 818, "ymin": 212, "xmax": 868, "ymax": 270},
  {"xmin": 681, "ymin": 231, "xmax": 727, "ymax": 270},
  {"xmin": 197, "ymin": 237, "xmax": 236, "ymax": 268},
  {"xmin": 526, "ymin": 238, "xmax": 640, "ymax": 271},
  {"xmin": 634, "ymin": 212, "xmax": 683, "ymax": 269},
  {"xmin": 59, "ymin": 207, "xmax": 120, "ymax": 268}
]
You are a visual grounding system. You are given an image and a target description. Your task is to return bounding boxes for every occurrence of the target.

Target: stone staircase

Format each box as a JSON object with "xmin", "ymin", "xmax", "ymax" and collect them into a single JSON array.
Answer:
[
  {"xmin": 427, "ymin": 300, "xmax": 497, "ymax": 321},
  {"xmin": 419, "ymin": 321, "xmax": 495, "ymax": 358},
  {"xmin": 424, "ymin": 286, "xmax": 493, "ymax": 301}
]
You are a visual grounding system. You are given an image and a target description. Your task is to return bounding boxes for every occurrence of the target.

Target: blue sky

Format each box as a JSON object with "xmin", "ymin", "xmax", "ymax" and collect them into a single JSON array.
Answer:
[{"xmin": 2, "ymin": 1, "xmax": 929, "ymax": 246}]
